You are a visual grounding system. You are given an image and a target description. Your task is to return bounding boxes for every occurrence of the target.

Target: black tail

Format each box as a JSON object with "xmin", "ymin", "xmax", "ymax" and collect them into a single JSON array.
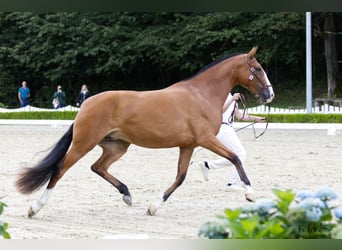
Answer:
[{"xmin": 16, "ymin": 123, "xmax": 74, "ymax": 194}]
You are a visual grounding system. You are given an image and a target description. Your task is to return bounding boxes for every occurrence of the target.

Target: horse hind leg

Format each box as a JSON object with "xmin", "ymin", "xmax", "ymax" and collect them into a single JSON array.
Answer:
[
  {"xmin": 28, "ymin": 146, "xmax": 90, "ymax": 218},
  {"xmin": 91, "ymin": 140, "xmax": 132, "ymax": 206},
  {"xmin": 28, "ymin": 188, "xmax": 53, "ymax": 218}
]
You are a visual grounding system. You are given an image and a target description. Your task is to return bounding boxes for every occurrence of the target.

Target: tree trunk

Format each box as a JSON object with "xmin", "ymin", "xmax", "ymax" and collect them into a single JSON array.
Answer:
[{"xmin": 324, "ymin": 13, "xmax": 341, "ymax": 98}]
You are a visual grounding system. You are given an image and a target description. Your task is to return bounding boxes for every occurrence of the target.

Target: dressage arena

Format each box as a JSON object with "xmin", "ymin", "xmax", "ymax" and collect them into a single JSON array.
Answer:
[{"xmin": 1, "ymin": 122, "xmax": 342, "ymax": 239}]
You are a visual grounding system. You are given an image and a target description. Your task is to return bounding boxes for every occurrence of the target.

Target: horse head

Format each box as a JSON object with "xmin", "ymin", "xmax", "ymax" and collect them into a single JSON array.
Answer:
[{"xmin": 238, "ymin": 46, "xmax": 275, "ymax": 104}]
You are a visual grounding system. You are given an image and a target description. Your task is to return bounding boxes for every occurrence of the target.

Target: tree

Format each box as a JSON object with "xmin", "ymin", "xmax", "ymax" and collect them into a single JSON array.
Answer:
[
  {"xmin": 324, "ymin": 13, "xmax": 341, "ymax": 98},
  {"xmin": 314, "ymin": 12, "xmax": 342, "ymax": 98},
  {"xmin": 0, "ymin": 12, "xmax": 338, "ymax": 108}
]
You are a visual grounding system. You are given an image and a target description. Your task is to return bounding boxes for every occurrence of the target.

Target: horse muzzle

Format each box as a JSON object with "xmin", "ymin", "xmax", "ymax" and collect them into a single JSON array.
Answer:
[{"xmin": 260, "ymin": 85, "xmax": 275, "ymax": 104}]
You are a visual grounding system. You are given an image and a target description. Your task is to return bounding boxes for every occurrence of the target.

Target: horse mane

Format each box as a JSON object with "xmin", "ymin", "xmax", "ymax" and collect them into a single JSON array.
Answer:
[{"xmin": 186, "ymin": 53, "xmax": 242, "ymax": 80}]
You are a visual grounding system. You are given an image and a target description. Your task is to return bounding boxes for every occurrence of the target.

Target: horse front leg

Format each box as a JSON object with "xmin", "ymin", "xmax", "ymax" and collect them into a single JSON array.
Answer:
[
  {"xmin": 147, "ymin": 147, "xmax": 194, "ymax": 216},
  {"xmin": 200, "ymin": 135, "xmax": 256, "ymax": 202}
]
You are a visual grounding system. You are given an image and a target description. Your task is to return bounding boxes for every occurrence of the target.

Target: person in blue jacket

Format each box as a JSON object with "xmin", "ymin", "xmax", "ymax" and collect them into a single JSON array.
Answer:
[{"xmin": 18, "ymin": 81, "xmax": 31, "ymax": 107}]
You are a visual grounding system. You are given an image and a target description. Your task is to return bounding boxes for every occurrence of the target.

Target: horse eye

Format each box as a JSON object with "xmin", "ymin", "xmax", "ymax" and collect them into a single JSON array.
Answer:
[{"xmin": 255, "ymin": 67, "xmax": 262, "ymax": 72}]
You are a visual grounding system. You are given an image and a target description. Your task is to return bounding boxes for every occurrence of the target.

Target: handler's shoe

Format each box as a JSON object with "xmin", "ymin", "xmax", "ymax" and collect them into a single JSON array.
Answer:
[{"xmin": 199, "ymin": 161, "xmax": 209, "ymax": 181}]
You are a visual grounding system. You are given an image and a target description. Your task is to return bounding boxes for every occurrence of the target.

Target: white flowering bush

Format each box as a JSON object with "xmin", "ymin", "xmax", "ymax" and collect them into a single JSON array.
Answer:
[
  {"xmin": 0, "ymin": 197, "xmax": 10, "ymax": 239},
  {"xmin": 198, "ymin": 187, "xmax": 342, "ymax": 239}
]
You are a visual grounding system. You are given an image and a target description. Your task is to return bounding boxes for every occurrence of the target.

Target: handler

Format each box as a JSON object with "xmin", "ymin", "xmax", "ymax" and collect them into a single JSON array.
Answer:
[{"xmin": 199, "ymin": 93, "xmax": 266, "ymax": 190}]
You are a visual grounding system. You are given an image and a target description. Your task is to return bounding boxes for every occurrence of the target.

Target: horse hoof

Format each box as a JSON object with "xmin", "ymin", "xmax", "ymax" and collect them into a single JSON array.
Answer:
[
  {"xmin": 245, "ymin": 192, "xmax": 256, "ymax": 202},
  {"xmin": 28, "ymin": 206, "xmax": 35, "ymax": 218},
  {"xmin": 123, "ymin": 195, "xmax": 132, "ymax": 206},
  {"xmin": 146, "ymin": 204, "xmax": 157, "ymax": 216}
]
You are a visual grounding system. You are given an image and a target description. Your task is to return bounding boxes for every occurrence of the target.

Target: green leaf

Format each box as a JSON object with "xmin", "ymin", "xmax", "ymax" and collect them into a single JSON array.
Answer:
[
  {"xmin": 273, "ymin": 188, "xmax": 295, "ymax": 203},
  {"xmin": 228, "ymin": 222, "xmax": 248, "ymax": 239},
  {"xmin": 269, "ymin": 221, "xmax": 285, "ymax": 236},
  {"xmin": 224, "ymin": 208, "xmax": 242, "ymax": 221},
  {"xmin": 2, "ymin": 231, "xmax": 11, "ymax": 239},
  {"xmin": 332, "ymin": 224, "xmax": 342, "ymax": 239},
  {"xmin": 273, "ymin": 188, "xmax": 295, "ymax": 214},
  {"xmin": 0, "ymin": 200, "xmax": 7, "ymax": 215},
  {"xmin": 240, "ymin": 215, "xmax": 259, "ymax": 238}
]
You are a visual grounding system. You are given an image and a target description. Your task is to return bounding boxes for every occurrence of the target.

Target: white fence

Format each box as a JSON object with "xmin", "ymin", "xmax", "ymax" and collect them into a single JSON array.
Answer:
[
  {"xmin": 247, "ymin": 104, "xmax": 342, "ymax": 114},
  {"xmin": 1, "ymin": 104, "xmax": 342, "ymax": 114},
  {"xmin": 0, "ymin": 105, "xmax": 80, "ymax": 113}
]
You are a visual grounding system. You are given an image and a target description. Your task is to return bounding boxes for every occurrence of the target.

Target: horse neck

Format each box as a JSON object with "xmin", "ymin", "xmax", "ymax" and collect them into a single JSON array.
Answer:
[{"xmin": 190, "ymin": 57, "xmax": 241, "ymax": 108}]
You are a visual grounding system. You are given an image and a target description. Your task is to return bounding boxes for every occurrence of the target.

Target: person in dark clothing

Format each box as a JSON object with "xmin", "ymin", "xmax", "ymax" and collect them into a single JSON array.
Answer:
[
  {"xmin": 76, "ymin": 84, "xmax": 90, "ymax": 107},
  {"xmin": 52, "ymin": 85, "xmax": 66, "ymax": 109}
]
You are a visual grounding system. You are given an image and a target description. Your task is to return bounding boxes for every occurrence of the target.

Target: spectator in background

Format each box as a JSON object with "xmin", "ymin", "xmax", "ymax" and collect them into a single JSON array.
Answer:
[
  {"xmin": 18, "ymin": 81, "xmax": 31, "ymax": 107},
  {"xmin": 76, "ymin": 84, "xmax": 90, "ymax": 107},
  {"xmin": 52, "ymin": 85, "xmax": 66, "ymax": 109}
]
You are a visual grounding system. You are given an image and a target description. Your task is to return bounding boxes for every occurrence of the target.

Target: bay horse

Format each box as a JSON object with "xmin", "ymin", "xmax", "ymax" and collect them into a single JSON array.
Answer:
[{"xmin": 16, "ymin": 47, "xmax": 274, "ymax": 217}]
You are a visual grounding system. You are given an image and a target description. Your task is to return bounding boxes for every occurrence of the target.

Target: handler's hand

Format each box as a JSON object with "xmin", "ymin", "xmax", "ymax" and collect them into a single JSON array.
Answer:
[
  {"xmin": 232, "ymin": 93, "xmax": 241, "ymax": 101},
  {"xmin": 255, "ymin": 117, "xmax": 266, "ymax": 123}
]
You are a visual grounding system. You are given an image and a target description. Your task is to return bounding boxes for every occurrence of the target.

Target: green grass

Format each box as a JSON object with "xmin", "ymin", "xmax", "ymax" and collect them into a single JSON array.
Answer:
[
  {"xmin": 1, "ymin": 111, "xmax": 342, "ymax": 123},
  {"xmin": 264, "ymin": 114, "xmax": 342, "ymax": 123},
  {"xmin": 0, "ymin": 111, "xmax": 77, "ymax": 120}
]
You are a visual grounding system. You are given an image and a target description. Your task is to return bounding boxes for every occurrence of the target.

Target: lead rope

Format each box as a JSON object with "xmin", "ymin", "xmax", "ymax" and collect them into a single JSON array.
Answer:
[
  {"xmin": 235, "ymin": 94, "xmax": 270, "ymax": 139},
  {"xmin": 251, "ymin": 103, "xmax": 270, "ymax": 139}
]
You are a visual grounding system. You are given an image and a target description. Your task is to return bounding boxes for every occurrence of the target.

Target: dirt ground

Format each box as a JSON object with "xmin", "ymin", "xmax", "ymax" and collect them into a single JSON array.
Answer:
[{"xmin": 1, "ymin": 124, "xmax": 341, "ymax": 239}]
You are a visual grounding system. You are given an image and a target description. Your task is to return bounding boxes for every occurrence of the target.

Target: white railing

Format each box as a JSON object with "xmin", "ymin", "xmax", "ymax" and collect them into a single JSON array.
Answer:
[
  {"xmin": 1, "ymin": 104, "xmax": 342, "ymax": 114},
  {"xmin": 0, "ymin": 105, "xmax": 80, "ymax": 113},
  {"xmin": 247, "ymin": 104, "xmax": 342, "ymax": 114}
]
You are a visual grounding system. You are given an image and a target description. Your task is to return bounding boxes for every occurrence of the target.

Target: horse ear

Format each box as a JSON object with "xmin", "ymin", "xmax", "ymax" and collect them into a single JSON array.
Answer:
[{"xmin": 247, "ymin": 46, "xmax": 258, "ymax": 59}]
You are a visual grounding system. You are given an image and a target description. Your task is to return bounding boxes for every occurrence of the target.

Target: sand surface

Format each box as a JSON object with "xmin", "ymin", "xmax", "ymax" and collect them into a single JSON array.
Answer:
[{"xmin": 1, "ymin": 124, "xmax": 341, "ymax": 239}]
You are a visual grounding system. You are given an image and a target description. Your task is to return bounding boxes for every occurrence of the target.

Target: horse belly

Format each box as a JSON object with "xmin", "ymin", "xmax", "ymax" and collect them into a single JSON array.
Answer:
[{"xmin": 121, "ymin": 118, "xmax": 194, "ymax": 148}]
